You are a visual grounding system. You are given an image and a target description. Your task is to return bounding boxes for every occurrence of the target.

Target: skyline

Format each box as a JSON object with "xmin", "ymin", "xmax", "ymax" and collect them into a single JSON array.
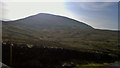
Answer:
[
  {"xmin": 1, "ymin": 1, "xmax": 119, "ymax": 30},
  {"xmin": 66, "ymin": 2, "xmax": 118, "ymax": 30}
]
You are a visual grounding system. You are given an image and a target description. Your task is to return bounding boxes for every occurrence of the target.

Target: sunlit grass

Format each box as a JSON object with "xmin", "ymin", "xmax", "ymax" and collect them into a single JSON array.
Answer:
[{"xmin": 74, "ymin": 63, "xmax": 109, "ymax": 68}]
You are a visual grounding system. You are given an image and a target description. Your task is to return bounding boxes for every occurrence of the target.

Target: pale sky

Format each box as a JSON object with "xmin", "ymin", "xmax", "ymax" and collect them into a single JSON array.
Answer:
[
  {"xmin": 1, "ymin": 0, "xmax": 119, "ymax": 30},
  {"xmin": 3, "ymin": 2, "xmax": 78, "ymax": 21},
  {"xmin": 2, "ymin": 0, "xmax": 120, "ymax": 2}
]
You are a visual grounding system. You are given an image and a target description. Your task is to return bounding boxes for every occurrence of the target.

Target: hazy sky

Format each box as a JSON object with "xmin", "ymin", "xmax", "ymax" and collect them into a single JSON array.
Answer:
[
  {"xmin": 1, "ymin": 0, "xmax": 119, "ymax": 30},
  {"xmin": 66, "ymin": 2, "xmax": 118, "ymax": 30}
]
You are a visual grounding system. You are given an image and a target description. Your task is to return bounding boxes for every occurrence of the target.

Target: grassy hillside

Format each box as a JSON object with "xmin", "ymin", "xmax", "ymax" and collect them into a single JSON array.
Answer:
[
  {"xmin": 3, "ymin": 22, "xmax": 119, "ymax": 54},
  {"xmin": 2, "ymin": 13, "xmax": 120, "ymax": 68}
]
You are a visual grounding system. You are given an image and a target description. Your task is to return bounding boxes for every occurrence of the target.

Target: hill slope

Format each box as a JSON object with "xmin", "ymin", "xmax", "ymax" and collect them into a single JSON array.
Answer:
[{"xmin": 2, "ymin": 13, "xmax": 119, "ymax": 53}]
